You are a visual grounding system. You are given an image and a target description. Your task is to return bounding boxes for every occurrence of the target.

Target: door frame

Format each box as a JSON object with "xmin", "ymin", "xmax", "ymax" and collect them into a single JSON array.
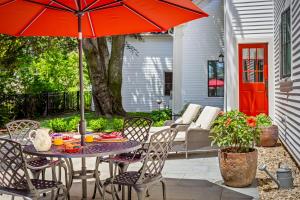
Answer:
[{"xmin": 238, "ymin": 43, "xmax": 269, "ymax": 115}]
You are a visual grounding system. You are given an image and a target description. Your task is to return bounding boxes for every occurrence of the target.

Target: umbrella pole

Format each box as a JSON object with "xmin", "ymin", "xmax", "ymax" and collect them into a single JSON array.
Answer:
[{"xmin": 78, "ymin": 9, "xmax": 88, "ymax": 199}]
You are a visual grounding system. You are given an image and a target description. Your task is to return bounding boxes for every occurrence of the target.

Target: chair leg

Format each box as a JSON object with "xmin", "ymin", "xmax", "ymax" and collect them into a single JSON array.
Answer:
[
  {"xmin": 185, "ymin": 143, "xmax": 188, "ymax": 159},
  {"xmin": 133, "ymin": 186, "xmax": 146, "ymax": 200},
  {"xmin": 161, "ymin": 179, "xmax": 167, "ymax": 200},
  {"xmin": 128, "ymin": 186, "xmax": 132, "ymax": 200}
]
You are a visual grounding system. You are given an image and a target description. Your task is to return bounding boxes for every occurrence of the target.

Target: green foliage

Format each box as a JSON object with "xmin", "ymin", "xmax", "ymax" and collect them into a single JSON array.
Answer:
[
  {"xmin": 210, "ymin": 110, "xmax": 260, "ymax": 153},
  {"xmin": 0, "ymin": 35, "xmax": 89, "ymax": 94},
  {"xmin": 150, "ymin": 109, "xmax": 172, "ymax": 122},
  {"xmin": 68, "ymin": 116, "xmax": 80, "ymax": 131},
  {"xmin": 89, "ymin": 118, "xmax": 108, "ymax": 132},
  {"xmin": 112, "ymin": 118, "xmax": 123, "ymax": 131},
  {"xmin": 256, "ymin": 113, "xmax": 272, "ymax": 128},
  {"xmin": 49, "ymin": 118, "xmax": 70, "ymax": 132},
  {"xmin": 128, "ymin": 109, "xmax": 172, "ymax": 125}
]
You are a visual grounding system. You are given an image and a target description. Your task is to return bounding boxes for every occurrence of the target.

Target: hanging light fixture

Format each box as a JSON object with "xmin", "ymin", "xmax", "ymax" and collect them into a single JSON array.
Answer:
[{"xmin": 218, "ymin": 51, "xmax": 224, "ymax": 63}]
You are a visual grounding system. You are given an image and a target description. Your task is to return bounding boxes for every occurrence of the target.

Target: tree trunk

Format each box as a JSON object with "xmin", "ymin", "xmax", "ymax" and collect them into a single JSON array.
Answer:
[
  {"xmin": 83, "ymin": 38, "xmax": 113, "ymax": 117},
  {"xmin": 83, "ymin": 36, "xmax": 126, "ymax": 117},
  {"xmin": 108, "ymin": 36, "xmax": 126, "ymax": 115}
]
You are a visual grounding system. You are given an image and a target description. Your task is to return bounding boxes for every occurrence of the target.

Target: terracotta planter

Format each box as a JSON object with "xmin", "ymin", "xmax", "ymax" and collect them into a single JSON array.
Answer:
[
  {"xmin": 259, "ymin": 125, "xmax": 279, "ymax": 147},
  {"xmin": 218, "ymin": 148, "xmax": 258, "ymax": 187}
]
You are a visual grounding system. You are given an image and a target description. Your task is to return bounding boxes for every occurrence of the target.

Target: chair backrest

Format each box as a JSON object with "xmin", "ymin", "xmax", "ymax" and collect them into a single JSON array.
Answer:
[
  {"xmin": 122, "ymin": 117, "xmax": 153, "ymax": 143},
  {"xmin": 175, "ymin": 104, "xmax": 201, "ymax": 124},
  {"xmin": 195, "ymin": 106, "xmax": 221, "ymax": 130},
  {"xmin": 0, "ymin": 138, "xmax": 34, "ymax": 192},
  {"xmin": 6, "ymin": 120, "xmax": 40, "ymax": 145},
  {"xmin": 137, "ymin": 128, "xmax": 177, "ymax": 184}
]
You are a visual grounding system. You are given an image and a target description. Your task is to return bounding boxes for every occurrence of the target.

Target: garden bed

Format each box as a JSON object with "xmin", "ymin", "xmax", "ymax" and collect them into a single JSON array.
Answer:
[{"xmin": 257, "ymin": 143, "xmax": 300, "ymax": 199}]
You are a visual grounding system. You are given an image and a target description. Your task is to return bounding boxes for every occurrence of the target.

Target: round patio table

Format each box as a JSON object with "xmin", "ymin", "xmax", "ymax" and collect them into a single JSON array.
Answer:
[{"xmin": 23, "ymin": 140, "xmax": 141, "ymax": 200}]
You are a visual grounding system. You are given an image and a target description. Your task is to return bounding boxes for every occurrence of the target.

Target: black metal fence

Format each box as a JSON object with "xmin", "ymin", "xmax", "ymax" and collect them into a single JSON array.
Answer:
[{"xmin": 0, "ymin": 91, "xmax": 92, "ymax": 127}]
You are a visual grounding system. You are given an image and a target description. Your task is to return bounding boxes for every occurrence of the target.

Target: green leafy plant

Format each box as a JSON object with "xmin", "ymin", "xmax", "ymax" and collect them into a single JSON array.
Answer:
[
  {"xmin": 68, "ymin": 116, "xmax": 80, "ymax": 131},
  {"xmin": 210, "ymin": 110, "xmax": 260, "ymax": 153},
  {"xmin": 150, "ymin": 109, "xmax": 172, "ymax": 122},
  {"xmin": 112, "ymin": 118, "xmax": 123, "ymax": 131},
  {"xmin": 89, "ymin": 118, "xmax": 107, "ymax": 132},
  {"xmin": 49, "ymin": 118, "xmax": 70, "ymax": 132},
  {"xmin": 256, "ymin": 113, "xmax": 272, "ymax": 128}
]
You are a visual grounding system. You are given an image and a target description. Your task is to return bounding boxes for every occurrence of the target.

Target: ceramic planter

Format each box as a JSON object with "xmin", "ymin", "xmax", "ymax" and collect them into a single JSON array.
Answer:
[
  {"xmin": 218, "ymin": 148, "xmax": 258, "ymax": 187},
  {"xmin": 259, "ymin": 125, "xmax": 279, "ymax": 147}
]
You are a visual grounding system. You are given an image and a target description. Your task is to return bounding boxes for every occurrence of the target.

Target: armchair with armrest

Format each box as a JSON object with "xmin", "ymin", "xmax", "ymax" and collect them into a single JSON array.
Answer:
[
  {"xmin": 172, "ymin": 106, "xmax": 221, "ymax": 158},
  {"xmin": 149, "ymin": 103, "xmax": 202, "ymax": 134}
]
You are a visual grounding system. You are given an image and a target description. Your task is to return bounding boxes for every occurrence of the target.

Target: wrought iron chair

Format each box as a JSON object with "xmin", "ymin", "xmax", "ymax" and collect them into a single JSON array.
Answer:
[
  {"xmin": 5, "ymin": 120, "xmax": 67, "ymax": 185},
  {"xmin": 93, "ymin": 117, "xmax": 153, "ymax": 199},
  {"xmin": 0, "ymin": 138, "xmax": 67, "ymax": 199},
  {"xmin": 103, "ymin": 128, "xmax": 177, "ymax": 200}
]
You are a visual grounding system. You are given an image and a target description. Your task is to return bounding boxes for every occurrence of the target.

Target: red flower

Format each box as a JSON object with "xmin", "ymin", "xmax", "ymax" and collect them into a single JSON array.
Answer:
[
  {"xmin": 225, "ymin": 118, "xmax": 231, "ymax": 127},
  {"xmin": 219, "ymin": 111, "xmax": 225, "ymax": 116},
  {"xmin": 247, "ymin": 117, "xmax": 257, "ymax": 127}
]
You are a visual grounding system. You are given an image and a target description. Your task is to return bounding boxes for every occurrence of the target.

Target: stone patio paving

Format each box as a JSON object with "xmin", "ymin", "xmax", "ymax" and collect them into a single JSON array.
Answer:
[{"xmin": 0, "ymin": 152, "xmax": 259, "ymax": 200}]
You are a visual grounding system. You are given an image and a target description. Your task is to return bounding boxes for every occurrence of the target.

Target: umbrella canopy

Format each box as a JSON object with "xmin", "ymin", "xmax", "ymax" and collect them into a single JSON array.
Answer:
[
  {"xmin": 209, "ymin": 79, "xmax": 224, "ymax": 87},
  {"xmin": 0, "ymin": 0, "xmax": 208, "ymax": 37}
]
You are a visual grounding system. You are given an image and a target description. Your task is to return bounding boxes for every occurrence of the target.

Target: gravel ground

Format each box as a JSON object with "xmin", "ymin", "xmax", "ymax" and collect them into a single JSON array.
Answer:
[{"xmin": 257, "ymin": 143, "xmax": 300, "ymax": 199}]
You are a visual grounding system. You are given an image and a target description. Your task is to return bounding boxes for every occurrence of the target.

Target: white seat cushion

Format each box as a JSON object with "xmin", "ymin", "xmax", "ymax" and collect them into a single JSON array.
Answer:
[
  {"xmin": 178, "ymin": 104, "xmax": 201, "ymax": 124},
  {"xmin": 195, "ymin": 106, "xmax": 221, "ymax": 130}
]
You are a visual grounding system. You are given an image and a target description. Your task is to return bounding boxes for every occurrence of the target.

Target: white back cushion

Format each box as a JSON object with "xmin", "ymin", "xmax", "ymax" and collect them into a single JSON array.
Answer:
[
  {"xmin": 181, "ymin": 104, "xmax": 201, "ymax": 124},
  {"xmin": 195, "ymin": 106, "xmax": 221, "ymax": 130}
]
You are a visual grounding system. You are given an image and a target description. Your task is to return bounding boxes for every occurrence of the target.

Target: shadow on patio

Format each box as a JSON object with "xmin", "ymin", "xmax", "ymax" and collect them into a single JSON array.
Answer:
[{"xmin": 68, "ymin": 178, "xmax": 253, "ymax": 200}]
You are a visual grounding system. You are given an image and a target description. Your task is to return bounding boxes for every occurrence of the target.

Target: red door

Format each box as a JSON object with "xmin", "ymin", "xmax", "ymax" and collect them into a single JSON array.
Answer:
[{"xmin": 239, "ymin": 43, "xmax": 268, "ymax": 116}]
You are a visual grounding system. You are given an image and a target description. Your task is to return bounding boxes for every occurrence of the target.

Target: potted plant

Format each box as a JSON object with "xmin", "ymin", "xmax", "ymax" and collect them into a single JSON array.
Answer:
[
  {"xmin": 210, "ymin": 110, "xmax": 260, "ymax": 187},
  {"xmin": 256, "ymin": 113, "xmax": 278, "ymax": 147}
]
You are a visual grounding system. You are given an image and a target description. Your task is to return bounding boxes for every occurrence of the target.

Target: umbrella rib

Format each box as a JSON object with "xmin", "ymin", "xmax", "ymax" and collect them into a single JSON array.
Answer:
[
  {"xmin": 123, "ymin": 4, "xmax": 164, "ymax": 31},
  {"xmin": 19, "ymin": 1, "xmax": 53, "ymax": 35},
  {"xmin": 24, "ymin": 0, "xmax": 73, "ymax": 13},
  {"xmin": 159, "ymin": 0, "xmax": 208, "ymax": 16},
  {"xmin": 83, "ymin": 0, "xmax": 95, "ymax": 37},
  {"xmin": 52, "ymin": 0, "xmax": 76, "ymax": 13},
  {"xmin": 0, "ymin": 0, "xmax": 16, "ymax": 8},
  {"xmin": 85, "ymin": 1, "xmax": 123, "ymax": 13}
]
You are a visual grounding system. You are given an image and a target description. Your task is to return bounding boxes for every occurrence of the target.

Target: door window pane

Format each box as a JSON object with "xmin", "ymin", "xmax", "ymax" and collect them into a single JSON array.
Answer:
[{"xmin": 242, "ymin": 47, "xmax": 264, "ymax": 83}]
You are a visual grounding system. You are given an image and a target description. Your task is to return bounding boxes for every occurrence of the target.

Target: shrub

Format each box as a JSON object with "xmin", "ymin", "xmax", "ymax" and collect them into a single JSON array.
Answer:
[
  {"xmin": 68, "ymin": 116, "xmax": 80, "ymax": 131},
  {"xmin": 256, "ymin": 113, "xmax": 272, "ymax": 128},
  {"xmin": 49, "ymin": 118, "xmax": 70, "ymax": 132},
  {"xmin": 210, "ymin": 110, "xmax": 260, "ymax": 153},
  {"xmin": 153, "ymin": 120, "xmax": 165, "ymax": 127},
  {"xmin": 112, "ymin": 118, "xmax": 123, "ymax": 131},
  {"xmin": 89, "ymin": 118, "xmax": 107, "ymax": 132},
  {"xmin": 150, "ymin": 109, "xmax": 172, "ymax": 122}
]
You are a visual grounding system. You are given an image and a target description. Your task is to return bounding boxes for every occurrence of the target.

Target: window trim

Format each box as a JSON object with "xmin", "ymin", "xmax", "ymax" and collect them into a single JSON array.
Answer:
[
  {"xmin": 280, "ymin": 6, "xmax": 292, "ymax": 79},
  {"xmin": 207, "ymin": 60, "xmax": 224, "ymax": 97}
]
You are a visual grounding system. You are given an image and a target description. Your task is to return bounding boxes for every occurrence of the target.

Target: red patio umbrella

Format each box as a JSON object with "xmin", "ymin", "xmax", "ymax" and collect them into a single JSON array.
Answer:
[
  {"xmin": 209, "ymin": 79, "xmax": 224, "ymax": 87},
  {"xmin": 0, "ymin": 0, "xmax": 208, "ymax": 197}
]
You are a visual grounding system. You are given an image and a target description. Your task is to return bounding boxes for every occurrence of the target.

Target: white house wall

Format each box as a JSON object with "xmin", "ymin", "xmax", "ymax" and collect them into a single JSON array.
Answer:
[
  {"xmin": 225, "ymin": 0, "xmax": 275, "ymax": 118},
  {"xmin": 173, "ymin": 0, "xmax": 224, "ymax": 114},
  {"xmin": 274, "ymin": 0, "xmax": 300, "ymax": 165},
  {"xmin": 122, "ymin": 35, "xmax": 173, "ymax": 112}
]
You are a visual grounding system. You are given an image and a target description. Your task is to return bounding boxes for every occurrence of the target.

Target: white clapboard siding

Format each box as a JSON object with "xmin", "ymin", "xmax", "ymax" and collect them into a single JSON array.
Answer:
[
  {"xmin": 122, "ymin": 35, "xmax": 173, "ymax": 112},
  {"xmin": 228, "ymin": 0, "xmax": 274, "ymax": 37},
  {"xmin": 175, "ymin": 0, "xmax": 224, "ymax": 111},
  {"xmin": 274, "ymin": 0, "xmax": 300, "ymax": 165}
]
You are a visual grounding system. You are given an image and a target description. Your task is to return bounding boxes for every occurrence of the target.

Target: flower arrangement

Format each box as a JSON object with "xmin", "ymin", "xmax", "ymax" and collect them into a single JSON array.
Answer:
[{"xmin": 210, "ymin": 110, "xmax": 260, "ymax": 153}]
